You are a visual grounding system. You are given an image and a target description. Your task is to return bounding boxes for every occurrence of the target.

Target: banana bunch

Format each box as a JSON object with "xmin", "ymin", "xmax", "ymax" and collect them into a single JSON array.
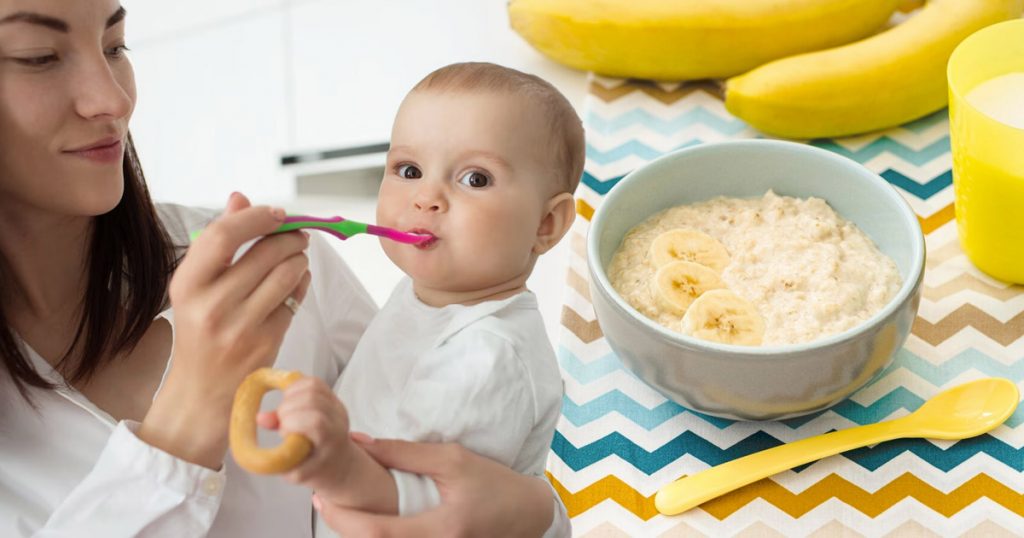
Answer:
[
  {"xmin": 508, "ymin": 0, "xmax": 900, "ymax": 80},
  {"xmin": 725, "ymin": 0, "xmax": 1024, "ymax": 138},
  {"xmin": 649, "ymin": 229, "xmax": 764, "ymax": 346}
]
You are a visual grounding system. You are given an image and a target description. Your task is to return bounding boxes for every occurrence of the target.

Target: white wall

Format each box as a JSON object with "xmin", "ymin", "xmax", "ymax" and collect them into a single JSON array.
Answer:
[{"xmin": 124, "ymin": 0, "xmax": 587, "ymax": 208}]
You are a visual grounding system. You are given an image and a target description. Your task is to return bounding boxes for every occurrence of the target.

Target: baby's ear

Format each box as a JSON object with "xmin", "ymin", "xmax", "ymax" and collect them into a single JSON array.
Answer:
[{"xmin": 533, "ymin": 192, "xmax": 576, "ymax": 255}]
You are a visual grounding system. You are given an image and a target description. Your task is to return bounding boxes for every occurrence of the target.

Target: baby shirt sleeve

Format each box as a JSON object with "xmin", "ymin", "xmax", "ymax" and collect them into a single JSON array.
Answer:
[{"xmin": 389, "ymin": 330, "xmax": 538, "ymax": 516}]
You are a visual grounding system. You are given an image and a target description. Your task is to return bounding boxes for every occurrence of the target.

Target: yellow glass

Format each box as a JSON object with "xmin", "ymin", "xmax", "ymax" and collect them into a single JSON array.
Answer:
[{"xmin": 948, "ymin": 19, "xmax": 1024, "ymax": 284}]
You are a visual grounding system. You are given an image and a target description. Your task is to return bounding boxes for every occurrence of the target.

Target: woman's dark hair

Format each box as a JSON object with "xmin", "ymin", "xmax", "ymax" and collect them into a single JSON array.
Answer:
[{"xmin": 0, "ymin": 133, "xmax": 179, "ymax": 402}]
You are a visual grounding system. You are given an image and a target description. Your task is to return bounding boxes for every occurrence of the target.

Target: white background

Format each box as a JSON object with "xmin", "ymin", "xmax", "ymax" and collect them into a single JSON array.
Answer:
[{"xmin": 123, "ymin": 0, "xmax": 590, "ymax": 343}]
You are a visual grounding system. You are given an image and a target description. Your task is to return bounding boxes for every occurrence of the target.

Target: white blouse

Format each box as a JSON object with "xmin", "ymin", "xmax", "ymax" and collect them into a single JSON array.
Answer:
[{"xmin": 0, "ymin": 204, "xmax": 569, "ymax": 537}]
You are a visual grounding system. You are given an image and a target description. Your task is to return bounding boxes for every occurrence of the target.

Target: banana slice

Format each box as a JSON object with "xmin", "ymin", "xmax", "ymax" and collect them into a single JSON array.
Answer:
[
  {"xmin": 649, "ymin": 229, "xmax": 731, "ymax": 273},
  {"xmin": 681, "ymin": 289, "xmax": 765, "ymax": 346},
  {"xmin": 651, "ymin": 260, "xmax": 726, "ymax": 315}
]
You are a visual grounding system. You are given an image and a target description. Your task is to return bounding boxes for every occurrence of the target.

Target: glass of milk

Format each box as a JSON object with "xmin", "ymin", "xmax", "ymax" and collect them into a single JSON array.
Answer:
[{"xmin": 948, "ymin": 18, "xmax": 1024, "ymax": 284}]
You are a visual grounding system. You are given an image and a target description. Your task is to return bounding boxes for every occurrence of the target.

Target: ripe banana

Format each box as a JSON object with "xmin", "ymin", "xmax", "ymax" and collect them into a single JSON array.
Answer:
[
  {"xmin": 508, "ymin": 0, "xmax": 900, "ymax": 80},
  {"xmin": 725, "ymin": 0, "xmax": 1024, "ymax": 139},
  {"xmin": 681, "ymin": 289, "xmax": 765, "ymax": 346},
  {"xmin": 649, "ymin": 229, "xmax": 731, "ymax": 273},
  {"xmin": 651, "ymin": 260, "xmax": 725, "ymax": 316}
]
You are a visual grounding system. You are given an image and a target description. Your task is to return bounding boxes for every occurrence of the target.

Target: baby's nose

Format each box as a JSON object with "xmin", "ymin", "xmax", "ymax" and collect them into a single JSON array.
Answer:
[
  {"xmin": 413, "ymin": 188, "xmax": 447, "ymax": 212},
  {"xmin": 414, "ymin": 200, "xmax": 442, "ymax": 212}
]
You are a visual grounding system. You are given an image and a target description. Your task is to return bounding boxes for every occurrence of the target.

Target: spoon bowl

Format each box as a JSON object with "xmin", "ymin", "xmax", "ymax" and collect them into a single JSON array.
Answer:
[{"xmin": 902, "ymin": 377, "xmax": 1019, "ymax": 439}]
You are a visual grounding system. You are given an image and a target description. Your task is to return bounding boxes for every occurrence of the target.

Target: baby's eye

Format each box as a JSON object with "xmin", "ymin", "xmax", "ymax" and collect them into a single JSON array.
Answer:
[
  {"xmin": 397, "ymin": 164, "xmax": 422, "ymax": 179},
  {"xmin": 458, "ymin": 171, "xmax": 491, "ymax": 188}
]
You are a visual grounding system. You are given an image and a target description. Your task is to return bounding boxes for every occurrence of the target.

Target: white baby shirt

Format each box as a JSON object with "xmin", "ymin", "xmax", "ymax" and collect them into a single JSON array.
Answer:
[{"xmin": 332, "ymin": 277, "xmax": 564, "ymax": 518}]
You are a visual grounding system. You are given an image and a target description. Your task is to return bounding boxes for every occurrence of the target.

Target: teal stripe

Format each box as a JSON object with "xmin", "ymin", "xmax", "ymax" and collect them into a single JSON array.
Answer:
[
  {"xmin": 811, "ymin": 136, "xmax": 949, "ymax": 166},
  {"xmin": 558, "ymin": 345, "xmax": 1023, "ymax": 429},
  {"xmin": 551, "ymin": 430, "xmax": 1022, "ymax": 474},
  {"xmin": 586, "ymin": 108, "xmax": 748, "ymax": 137}
]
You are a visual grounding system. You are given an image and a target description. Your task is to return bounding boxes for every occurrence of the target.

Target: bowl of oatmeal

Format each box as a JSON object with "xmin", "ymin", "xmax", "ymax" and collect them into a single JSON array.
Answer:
[{"xmin": 588, "ymin": 140, "xmax": 924, "ymax": 420}]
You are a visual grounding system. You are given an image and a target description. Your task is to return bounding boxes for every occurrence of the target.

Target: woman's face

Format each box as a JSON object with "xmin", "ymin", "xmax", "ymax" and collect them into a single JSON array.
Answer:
[{"xmin": 0, "ymin": 0, "xmax": 134, "ymax": 218}]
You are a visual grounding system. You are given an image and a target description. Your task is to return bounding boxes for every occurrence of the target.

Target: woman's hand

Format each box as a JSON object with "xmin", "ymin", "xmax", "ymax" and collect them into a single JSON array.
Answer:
[
  {"xmin": 314, "ymin": 436, "xmax": 555, "ymax": 537},
  {"xmin": 139, "ymin": 192, "xmax": 311, "ymax": 469}
]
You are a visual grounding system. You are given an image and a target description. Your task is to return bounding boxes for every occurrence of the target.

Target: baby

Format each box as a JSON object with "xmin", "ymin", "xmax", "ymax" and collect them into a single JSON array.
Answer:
[{"xmin": 260, "ymin": 62, "xmax": 585, "ymax": 529}]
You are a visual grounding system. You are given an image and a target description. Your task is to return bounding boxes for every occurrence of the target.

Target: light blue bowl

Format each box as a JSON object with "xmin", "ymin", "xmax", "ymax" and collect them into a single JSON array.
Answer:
[{"xmin": 588, "ymin": 140, "xmax": 925, "ymax": 420}]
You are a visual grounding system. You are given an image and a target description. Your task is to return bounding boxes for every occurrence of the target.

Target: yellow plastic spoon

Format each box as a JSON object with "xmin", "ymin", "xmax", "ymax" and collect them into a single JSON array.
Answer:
[{"xmin": 655, "ymin": 377, "xmax": 1020, "ymax": 516}]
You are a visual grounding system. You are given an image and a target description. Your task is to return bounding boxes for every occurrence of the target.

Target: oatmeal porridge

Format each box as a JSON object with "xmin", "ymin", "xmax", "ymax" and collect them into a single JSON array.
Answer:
[{"xmin": 607, "ymin": 190, "xmax": 901, "ymax": 345}]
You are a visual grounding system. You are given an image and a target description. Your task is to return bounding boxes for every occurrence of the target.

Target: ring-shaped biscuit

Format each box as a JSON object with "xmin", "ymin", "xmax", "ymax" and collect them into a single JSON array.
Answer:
[{"xmin": 229, "ymin": 368, "xmax": 312, "ymax": 474}]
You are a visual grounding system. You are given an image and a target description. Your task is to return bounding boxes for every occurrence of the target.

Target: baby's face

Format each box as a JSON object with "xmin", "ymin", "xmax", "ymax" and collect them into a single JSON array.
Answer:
[{"xmin": 377, "ymin": 89, "xmax": 556, "ymax": 299}]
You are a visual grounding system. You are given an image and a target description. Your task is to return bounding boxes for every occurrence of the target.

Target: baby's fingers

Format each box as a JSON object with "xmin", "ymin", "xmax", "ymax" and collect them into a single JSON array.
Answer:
[{"xmin": 257, "ymin": 411, "xmax": 280, "ymax": 430}]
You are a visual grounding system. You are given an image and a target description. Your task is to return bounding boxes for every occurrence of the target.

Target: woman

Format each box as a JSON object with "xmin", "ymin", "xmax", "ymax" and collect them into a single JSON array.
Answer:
[{"xmin": 0, "ymin": 1, "xmax": 569, "ymax": 536}]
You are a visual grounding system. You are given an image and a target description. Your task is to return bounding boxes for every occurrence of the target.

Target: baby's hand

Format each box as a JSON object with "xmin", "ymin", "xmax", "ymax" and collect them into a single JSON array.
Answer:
[{"xmin": 257, "ymin": 377, "xmax": 356, "ymax": 495}]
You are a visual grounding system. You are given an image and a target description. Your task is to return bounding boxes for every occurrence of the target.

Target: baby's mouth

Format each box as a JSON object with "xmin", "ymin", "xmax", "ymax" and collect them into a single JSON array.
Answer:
[{"xmin": 409, "ymin": 228, "xmax": 439, "ymax": 250}]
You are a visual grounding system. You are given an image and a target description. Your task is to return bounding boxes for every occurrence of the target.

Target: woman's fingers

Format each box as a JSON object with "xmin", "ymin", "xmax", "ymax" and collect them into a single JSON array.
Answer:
[
  {"xmin": 211, "ymin": 230, "xmax": 309, "ymax": 305},
  {"xmin": 177, "ymin": 203, "xmax": 287, "ymax": 293},
  {"xmin": 224, "ymin": 191, "xmax": 250, "ymax": 213},
  {"xmin": 269, "ymin": 266, "xmax": 311, "ymax": 324},
  {"xmin": 237, "ymin": 251, "xmax": 310, "ymax": 327}
]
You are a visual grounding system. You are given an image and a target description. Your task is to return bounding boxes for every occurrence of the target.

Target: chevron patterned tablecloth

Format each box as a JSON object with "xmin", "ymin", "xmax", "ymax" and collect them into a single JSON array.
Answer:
[{"xmin": 544, "ymin": 76, "xmax": 1024, "ymax": 537}]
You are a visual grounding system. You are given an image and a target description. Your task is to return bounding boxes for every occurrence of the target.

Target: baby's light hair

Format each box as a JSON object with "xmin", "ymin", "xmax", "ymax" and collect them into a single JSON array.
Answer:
[{"xmin": 412, "ymin": 62, "xmax": 585, "ymax": 194}]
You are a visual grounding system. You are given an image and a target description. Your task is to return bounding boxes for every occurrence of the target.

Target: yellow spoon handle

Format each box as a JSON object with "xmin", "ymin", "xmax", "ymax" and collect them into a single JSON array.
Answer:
[{"xmin": 655, "ymin": 419, "xmax": 910, "ymax": 515}]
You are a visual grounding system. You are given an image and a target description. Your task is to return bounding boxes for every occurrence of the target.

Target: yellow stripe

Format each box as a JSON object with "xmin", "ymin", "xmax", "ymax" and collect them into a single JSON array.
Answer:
[
  {"xmin": 546, "ymin": 472, "xmax": 1024, "ymax": 521},
  {"xmin": 547, "ymin": 472, "xmax": 659, "ymax": 520},
  {"xmin": 577, "ymin": 199, "xmax": 595, "ymax": 221},
  {"xmin": 918, "ymin": 203, "xmax": 955, "ymax": 235}
]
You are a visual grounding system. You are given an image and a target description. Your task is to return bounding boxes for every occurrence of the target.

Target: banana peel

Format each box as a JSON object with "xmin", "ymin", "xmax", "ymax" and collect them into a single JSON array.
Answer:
[
  {"xmin": 509, "ymin": 0, "xmax": 900, "ymax": 80},
  {"xmin": 724, "ymin": 0, "xmax": 1024, "ymax": 139}
]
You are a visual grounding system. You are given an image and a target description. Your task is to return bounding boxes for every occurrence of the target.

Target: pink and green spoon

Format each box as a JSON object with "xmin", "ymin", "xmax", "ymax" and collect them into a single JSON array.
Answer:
[{"xmin": 190, "ymin": 215, "xmax": 433, "ymax": 244}]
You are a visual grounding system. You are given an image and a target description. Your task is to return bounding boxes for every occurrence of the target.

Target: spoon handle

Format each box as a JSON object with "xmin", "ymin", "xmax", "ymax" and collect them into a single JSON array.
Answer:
[
  {"xmin": 655, "ymin": 419, "xmax": 909, "ymax": 515},
  {"xmin": 277, "ymin": 216, "xmax": 367, "ymax": 240}
]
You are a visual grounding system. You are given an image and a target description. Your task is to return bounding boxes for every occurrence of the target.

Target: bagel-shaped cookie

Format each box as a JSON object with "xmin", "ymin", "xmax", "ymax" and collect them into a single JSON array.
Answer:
[{"xmin": 229, "ymin": 368, "xmax": 312, "ymax": 474}]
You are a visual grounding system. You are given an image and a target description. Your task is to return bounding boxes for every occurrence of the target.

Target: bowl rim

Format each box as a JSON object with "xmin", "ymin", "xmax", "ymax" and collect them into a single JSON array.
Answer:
[{"xmin": 587, "ymin": 138, "xmax": 926, "ymax": 356}]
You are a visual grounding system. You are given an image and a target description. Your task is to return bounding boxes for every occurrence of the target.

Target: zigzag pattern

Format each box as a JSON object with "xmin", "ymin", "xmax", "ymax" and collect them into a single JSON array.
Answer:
[
  {"xmin": 585, "ymin": 139, "xmax": 702, "ymax": 166},
  {"xmin": 560, "ymin": 345, "xmax": 1023, "ymax": 399},
  {"xmin": 811, "ymin": 137, "xmax": 950, "ymax": 166},
  {"xmin": 586, "ymin": 108, "xmax": 748, "ymax": 136},
  {"xmin": 924, "ymin": 273, "xmax": 1024, "ymax": 302},
  {"xmin": 558, "ymin": 342, "xmax": 1024, "ymax": 434},
  {"xmin": 561, "ymin": 383, "xmax": 1023, "ymax": 432},
  {"xmin": 550, "ymin": 74, "xmax": 1024, "ymax": 534},
  {"xmin": 552, "ymin": 431, "xmax": 1023, "ymax": 475},
  {"xmin": 589, "ymin": 79, "xmax": 723, "ymax": 104},
  {"xmin": 548, "ymin": 471, "xmax": 1024, "ymax": 521},
  {"xmin": 559, "ymin": 298, "xmax": 1024, "ymax": 349},
  {"xmin": 913, "ymin": 305, "xmax": 1024, "ymax": 346},
  {"xmin": 582, "ymin": 168, "xmax": 953, "ymax": 201},
  {"xmin": 881, "ymin": 169, "xmax": 951, "ymax": 200},
  {"xmin": 880, "ymin": 348, "xmax": 1024, "ymax": 387}
]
